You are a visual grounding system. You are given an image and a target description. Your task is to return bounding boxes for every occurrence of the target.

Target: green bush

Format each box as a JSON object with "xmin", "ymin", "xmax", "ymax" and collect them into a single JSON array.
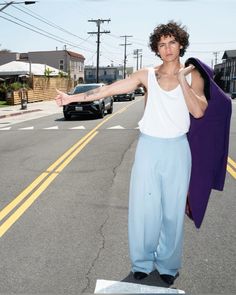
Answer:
[{"xmin": 8, "ymin": 82, "xmax": 23, "ymax": 91}]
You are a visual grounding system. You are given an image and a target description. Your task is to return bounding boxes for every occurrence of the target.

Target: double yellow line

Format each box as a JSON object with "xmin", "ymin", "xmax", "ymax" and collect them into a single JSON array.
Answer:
[
  {"xmin": 227, "ymin": 157, "xmax": 236, "ymax": 179},
  {"xmin": 0, "ymin": 100, "xmax": 139, "ymax": 238}
]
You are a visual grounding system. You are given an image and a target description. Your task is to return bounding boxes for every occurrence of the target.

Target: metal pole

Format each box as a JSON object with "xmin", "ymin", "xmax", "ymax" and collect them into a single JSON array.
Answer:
[
  {"xmin": 88, "ymin": 19, "xmax": 110, "ymax": 84},
  {"xmin": 96, "ymin": 20, "xmax": 100, "ymax": 83}
]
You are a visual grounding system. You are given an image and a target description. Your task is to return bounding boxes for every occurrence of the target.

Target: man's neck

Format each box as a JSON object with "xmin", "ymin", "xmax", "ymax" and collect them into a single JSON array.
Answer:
[{"xmin": 159, "ymin": 60, "xmax": 182, "ymax": 75}]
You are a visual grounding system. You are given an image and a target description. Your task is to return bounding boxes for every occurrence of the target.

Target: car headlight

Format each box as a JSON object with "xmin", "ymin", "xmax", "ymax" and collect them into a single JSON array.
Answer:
[{"xmin": 93, "ymin": 100, "xmax": 100, "ymax": 105}]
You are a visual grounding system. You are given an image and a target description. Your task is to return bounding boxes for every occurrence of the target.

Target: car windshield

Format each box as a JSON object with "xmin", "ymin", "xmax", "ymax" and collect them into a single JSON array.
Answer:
[{"xmin": 73, "ymin": 85, "xmax": 100, "ymax": 94}]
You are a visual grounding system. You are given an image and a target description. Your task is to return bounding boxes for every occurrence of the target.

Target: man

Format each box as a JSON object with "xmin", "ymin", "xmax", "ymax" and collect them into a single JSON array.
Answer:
[{"xmin": 55, "ymin": 21, "xmax": 208, "ymax": 285}]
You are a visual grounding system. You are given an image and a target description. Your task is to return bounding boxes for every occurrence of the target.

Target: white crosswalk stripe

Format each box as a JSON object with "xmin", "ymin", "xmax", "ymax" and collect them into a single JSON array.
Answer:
[
  {"xmin": 43, "ymin": 126, "xmax": 59, "ymax": 130},
  {"xmin": 0, "ymin": 127, "xmax": 11, "ymax": 130},
  {"xmin": 0, "ymin": 125, "xmax": 140, "ymax": 131},
  {"xmin": 69, "ymin": 126, "xmax": 86, "ymax": 129},
  {"xmin": 107, "ymin": 125, "xmax": 125, "ymax": 129},
  {"xmin": 19, "ymin": 126, "xmax": 34, "ymax": 130}
]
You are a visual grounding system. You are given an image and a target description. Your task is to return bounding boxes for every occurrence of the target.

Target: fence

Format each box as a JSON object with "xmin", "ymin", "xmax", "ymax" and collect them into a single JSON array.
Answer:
[{"xmin": 6, "ymin": 76, "xmax": 74, "ymax": 105}]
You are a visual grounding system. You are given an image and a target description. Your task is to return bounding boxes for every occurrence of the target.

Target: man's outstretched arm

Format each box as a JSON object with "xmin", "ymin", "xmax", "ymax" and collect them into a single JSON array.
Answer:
[{"xmin": 55, "ymin": 69, "xmax": 147, "ymax": 107}]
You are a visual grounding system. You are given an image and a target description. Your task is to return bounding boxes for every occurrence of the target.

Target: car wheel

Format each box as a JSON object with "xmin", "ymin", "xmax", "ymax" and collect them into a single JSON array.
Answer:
[
  {"xmin": 64, "ymin": 112, "xmax": 71, "ymax": 120},
  {"xmin": 98, "ymin": 105, "xmax": 105, "ymax": 118},
  {"xmin": 107, "ymin": 103, "xmax": 113, "ymax": 114}
]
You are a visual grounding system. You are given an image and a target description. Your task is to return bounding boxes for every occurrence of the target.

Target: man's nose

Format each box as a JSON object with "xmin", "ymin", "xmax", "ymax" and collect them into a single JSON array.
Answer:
[{"xmin": 166, "ymin": 45, "xmax": 171, "ymax": 52}]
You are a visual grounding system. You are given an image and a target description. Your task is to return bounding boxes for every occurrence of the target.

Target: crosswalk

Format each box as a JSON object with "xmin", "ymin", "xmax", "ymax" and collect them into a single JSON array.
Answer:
[{"xmin": 0, "ymin": 125, "xmax": 140, "ymax": 131}]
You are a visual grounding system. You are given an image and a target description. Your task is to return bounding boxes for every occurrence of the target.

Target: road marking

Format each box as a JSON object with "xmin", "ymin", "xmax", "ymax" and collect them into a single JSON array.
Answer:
[
  {"xmin": 1, "ymin": 126, "xmax": 141, "ymax": 130},
  {"xmin": 228, "ymin": 157, "xmax": 236, "ymax": 169},
  {"xmin": 43, "ymin": 126, "xmax": 59, "ymax": 130},
  {"xmin": 94, "ymin": 279, "xmax": 185, "ymax": 294},
  {"xmin": 0, "ymin": 99, "xmax": 140, "ymax": 238},
  {"xmin": 0, "ymin": 131, "xmax": 98, "ymax": 238},
  {"xmin": 19, "ymin": 126, "xmax": 34, "ymax": 130},
  {"xmin": 0, "ymin": 127, "xmax": 11, "ymax": 130},
  {"xmin": 108, "ymin": 125, "xmax": 125, "ymax": 129},
  {"xmin": 0, "ymin": 172, "xmax": 49, "ymax": 222},
  {"xmin": 70, "ymin": 126, "xmax": 85, "ymax": 129},
  {"xmin": 227, "ymin": 157, "xmax": 236, "ymax": 179}
]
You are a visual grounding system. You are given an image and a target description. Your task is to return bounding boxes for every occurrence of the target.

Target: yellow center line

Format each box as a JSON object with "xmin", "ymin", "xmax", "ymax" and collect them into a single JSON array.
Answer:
[
  {"xmin": 55, "ymin": 131, "xmax": 98, "ymax": 173},
  {"xmin": 227, "ymin": 157, "xmax": 236, "ymax": 179},
  {"xmin": 0, "ymin": 172, "xmax": 58, "ymax": 238},
  {"xmin": 0, "ymin": 131, "xmax": 98, "ymax": 238},
  {"xmin": 228, "ymin": 157, "xmax": 236, "ymax": 169},
  {"xmin": 0, "ymin": 172, "xmax": 49, "ymax": 222},
  {"xmin": 0, "ymin": 99, "xmax": 140, "ymax": 237}
]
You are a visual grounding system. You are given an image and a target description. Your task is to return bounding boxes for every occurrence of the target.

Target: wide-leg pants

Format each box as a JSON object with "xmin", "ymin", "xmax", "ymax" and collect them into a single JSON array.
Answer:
[{"xmin": 128, "ymin": 132, "xmax": 192, "ymax": 276}]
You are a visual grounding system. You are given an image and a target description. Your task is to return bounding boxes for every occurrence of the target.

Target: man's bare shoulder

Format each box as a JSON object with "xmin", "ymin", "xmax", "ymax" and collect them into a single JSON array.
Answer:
[
  {"xmin": 133, "ymin": 67, "xmax": 150, "ymax": 76},
  {"xmin": 191, "ymin": 68, "xmax": 204, "ymax": 82},
  {"xmin": 191, "ymin": 68, "xmax": 205, "ymax": 94},
  {"xmin": 130, "ymin": 68, "xmax": 149, "ymax": 86}
]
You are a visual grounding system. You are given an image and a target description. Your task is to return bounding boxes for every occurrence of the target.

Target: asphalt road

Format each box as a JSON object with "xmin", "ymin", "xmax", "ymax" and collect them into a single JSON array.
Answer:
[{"xmin": 0, "ymin": 98, "xmax": 235, "ymax": 295}]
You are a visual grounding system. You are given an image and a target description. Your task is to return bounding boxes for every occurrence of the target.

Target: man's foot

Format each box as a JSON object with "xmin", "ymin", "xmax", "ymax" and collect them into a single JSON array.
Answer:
[
  {"xmin": 160, "ymin": 272, "xmax": 179, "ymax": 285},
  {"xmin": 133, "ymin": 271, "xmax": 148, "ymax": 280}
]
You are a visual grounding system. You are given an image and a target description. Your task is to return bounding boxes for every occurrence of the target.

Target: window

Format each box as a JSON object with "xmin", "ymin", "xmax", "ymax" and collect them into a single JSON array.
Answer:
[{"xmin": 59, "ymin": 59, "xmax": 64, "ymax": 70}]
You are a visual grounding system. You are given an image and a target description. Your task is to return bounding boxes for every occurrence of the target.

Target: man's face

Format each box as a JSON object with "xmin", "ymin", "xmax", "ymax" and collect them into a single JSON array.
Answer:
[{"xmin": 157, "ymin": 35, "xmax": 182, "ymax": 61}]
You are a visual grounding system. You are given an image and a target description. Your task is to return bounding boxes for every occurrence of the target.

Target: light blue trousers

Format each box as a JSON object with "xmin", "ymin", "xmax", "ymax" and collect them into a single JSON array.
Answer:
[{"xmin": 128, "ymin": 133, "xmax": 192, "ymax": 276}]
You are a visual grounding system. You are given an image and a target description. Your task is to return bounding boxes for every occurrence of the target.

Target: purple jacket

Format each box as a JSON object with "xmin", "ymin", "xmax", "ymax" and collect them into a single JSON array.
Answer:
[{"xmin": 185, "ymin": 57, "xmax": 232, "ymax": 228}]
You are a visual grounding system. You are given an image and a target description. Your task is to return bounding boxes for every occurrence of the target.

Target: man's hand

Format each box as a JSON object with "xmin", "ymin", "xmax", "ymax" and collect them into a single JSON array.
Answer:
[
  {"xmin": 55, "ymin": 89, "xmax": 70, "ymax": 107},
  {"xmin": 177, "ymin": 64, "xmax": 195, "ymax": 82}
]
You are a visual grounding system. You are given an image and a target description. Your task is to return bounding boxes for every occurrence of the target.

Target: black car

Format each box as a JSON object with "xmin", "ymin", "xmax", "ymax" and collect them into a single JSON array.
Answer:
[
  {"xmin": 113, "ymin": 91, "xmax": 135, "ymax": 101},
  {"xmin": 63, "ymin": 83, "xmax": 113, "ymax": 120},
  {"xmin": 135, "ymin": 86, "xmax": 145, "ymax": 96}
]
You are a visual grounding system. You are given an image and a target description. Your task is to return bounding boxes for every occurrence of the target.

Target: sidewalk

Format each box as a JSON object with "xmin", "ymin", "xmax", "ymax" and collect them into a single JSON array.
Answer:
[{"xmin": 0, "ymin": 100, "xmax": 61, "ymax": 119}]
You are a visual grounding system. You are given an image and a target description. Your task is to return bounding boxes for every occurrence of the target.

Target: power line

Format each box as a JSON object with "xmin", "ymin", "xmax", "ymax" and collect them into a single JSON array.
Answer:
[
  {"xmin": 12, "ymin": 4, "xmax": 96, "ymax": 47},
  {"xmin": 2, "ymin": 11, "xmax": 90, "ymax": 51},
  {"xmin": 0, "ymin": 14, "xmax": 95, "ymax": 53}
]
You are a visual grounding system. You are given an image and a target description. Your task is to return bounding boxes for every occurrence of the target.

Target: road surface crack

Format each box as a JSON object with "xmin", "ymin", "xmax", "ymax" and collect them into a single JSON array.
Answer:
[
  {"xmin": 81, "ymin": 214, "xmax": 109, "ymax": 294},
  {"xmin": 111, "ymin": 138, "xmax": 136, "ymax": 187}
]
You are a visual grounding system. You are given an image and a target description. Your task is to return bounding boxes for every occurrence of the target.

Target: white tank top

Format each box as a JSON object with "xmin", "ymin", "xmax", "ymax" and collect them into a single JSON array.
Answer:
[{"xmin": 138, "ymin": 67, "xmax": 191, "ymax": 138}]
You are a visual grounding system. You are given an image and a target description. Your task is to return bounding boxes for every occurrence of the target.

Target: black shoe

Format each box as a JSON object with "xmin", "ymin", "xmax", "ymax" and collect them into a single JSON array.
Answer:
[
  {"xmin": 160, "ymin": 272, "xmax": 179, "ymax": 285},
  {"xmin": 133, "ymin": 271, "xmax": 148, "ymax": 280}
]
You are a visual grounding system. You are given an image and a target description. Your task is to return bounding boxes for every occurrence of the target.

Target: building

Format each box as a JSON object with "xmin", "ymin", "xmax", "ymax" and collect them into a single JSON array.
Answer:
[
  {"xmin": 84, "ymin": 65, "xmax": 133, "ymax": 84},
  {"xmin": 0, "ymin": 50, "xmax": 85, "ymax": 83},
  {"xmin": 214, "ymin": 50, "xmax": 236, "ymax": 94}
]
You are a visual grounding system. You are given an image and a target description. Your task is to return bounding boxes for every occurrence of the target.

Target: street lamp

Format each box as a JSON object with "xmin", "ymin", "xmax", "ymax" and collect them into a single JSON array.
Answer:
[{"xmin": 0, "ymin": 1, "xmax": 37, "ymax": 12}]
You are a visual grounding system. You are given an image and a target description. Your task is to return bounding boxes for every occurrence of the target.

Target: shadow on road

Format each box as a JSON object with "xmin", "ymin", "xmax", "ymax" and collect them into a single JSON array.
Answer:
[{"xmin": 121, "ymin": 270, "xmax": 172, "ymax": 288}]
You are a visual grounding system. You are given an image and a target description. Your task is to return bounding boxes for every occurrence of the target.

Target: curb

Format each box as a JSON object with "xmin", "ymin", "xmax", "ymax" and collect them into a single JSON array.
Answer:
[{"xmin": 0, "ymin": 109, "xmax": 42, "ymax": 119}]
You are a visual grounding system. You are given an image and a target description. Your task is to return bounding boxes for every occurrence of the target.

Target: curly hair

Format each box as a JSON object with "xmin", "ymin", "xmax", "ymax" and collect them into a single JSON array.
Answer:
[{"xmin": 149, "ymin": 21, "xmax": 189, "ymax": 57}]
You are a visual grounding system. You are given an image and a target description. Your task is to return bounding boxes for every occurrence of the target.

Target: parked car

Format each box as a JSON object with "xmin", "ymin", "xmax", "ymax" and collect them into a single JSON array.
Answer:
[
  {"xmin": 135, "ymin": 86, "xmax": 145, "ymax": 96},
  {"xmin": 231, "ymin": 92, "xmax": 236, "ymax": 99},
  {"xmin": 113, "ymin": 91, "xmax": 135, "ymax": 101},
  {"xmin": 63, "ymin": 83, "xmax": 113, "ymax": 120}
]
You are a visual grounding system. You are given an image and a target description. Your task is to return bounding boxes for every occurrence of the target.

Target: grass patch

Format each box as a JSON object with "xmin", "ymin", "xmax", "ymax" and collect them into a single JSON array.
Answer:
[{"xmin": 0, "ymin": 100, "xmax": 8, "ymax": 107}]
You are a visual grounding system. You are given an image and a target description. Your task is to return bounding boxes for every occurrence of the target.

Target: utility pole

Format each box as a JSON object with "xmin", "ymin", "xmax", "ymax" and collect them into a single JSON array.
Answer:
[
  {"xmin": 213, "ymin": 51, "xmax": 220, "ymax": 66},
  {"xmin": 120, "ymin": 35, "xmax": 132, "ymax": 79},
  {"xmin": 140, "ymin": 53, "xmax": 143, "ymax": 69},
  {"xmin": 133, "ymin": 49, "xmax": 142, "ymax": 71},
  {"xmin": 88, "ymin": 18, "xmax": 111, "ymax": 83}
]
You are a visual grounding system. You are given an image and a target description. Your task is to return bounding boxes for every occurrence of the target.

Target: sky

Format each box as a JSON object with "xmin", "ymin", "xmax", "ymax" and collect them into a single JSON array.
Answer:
[{"xmin": 0, "ymin": 0, "xmax": 236, "ymax": 69}]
